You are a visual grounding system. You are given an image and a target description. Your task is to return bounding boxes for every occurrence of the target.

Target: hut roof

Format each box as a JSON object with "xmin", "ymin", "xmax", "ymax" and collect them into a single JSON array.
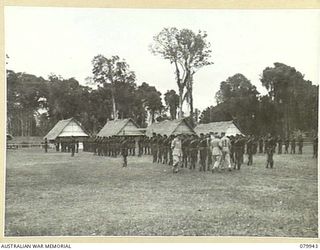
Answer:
[
  {"xmin": 97, "ymin": 118, "xmax": 143, "ymax": 137},
  {"xmin": 194, "ymin": 120, "xmax": 243, "ymax": 136},
  {"xmin": 145, "ymin": 118, "xmax": 195, "ymax": 137},
  {"xmin": 44, "ymin": 118, "xmax": 89, "ymax": 140}
]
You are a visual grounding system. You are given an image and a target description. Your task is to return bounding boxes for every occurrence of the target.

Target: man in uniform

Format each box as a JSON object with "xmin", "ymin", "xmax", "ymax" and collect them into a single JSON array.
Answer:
[
  {"xmin": 290, "ymin": 136, "xmax": 296, "ymax": 154},
  {"xmin": 240, "ymin": 135, "xmax": 246, "ymax": 164},
  {"xmin": 234, "ymin": 134, "xmax": 244, "ymax": 170},
  {"xmin": 284, "ymin": 137, "xmax": 289, "ymax": 154},
  {"xmin": 131, "ymin": 137, "xmax": 136, "ymax": 156},
  {"xmin": 246, "ymin": 135, "xmax": 254, "ymax": 166},
  {"xmin": 258, "ymin": 136, "xmax": 264, "ymax": 154},
  {"xmin": 198, "ymin": 133, "xmax": 208, "ymax": 172},
  {"xmin": 44, "ymin": 138, "xmax": 48, "ymax": 153},
  {"xmin": 55, "ymin": 139, "xmax": 60, "ymax": 152},
  {"xmin": 102, "ymin": 137, "xmax": 106, "ymax": 156},
  {"xmin": 263, "ymin": 136, "xmax": 267, "ymax": 154},
  {"xmin": 220, "ymin": 132, "xmax": 231, "ymax": 171},
  {"xmin": 171, "ymin": 134, "xmax": 182, "ymax": 173},
  {"xmin": 229, "ymin": 135, "xmax": 235, "ymax": 167},
  {"xmin": 76, "ymin": 140, "xmax": 79, "ymax": 153},
  {"xmin": 120, "ymin": 136, "xmax": 128, "ymax": 167},
  {"xmin": 162, "ymin": 134, "xmax": 169, "ymax": 164},
  {"xmin": 313, "ymin": 135, "xmax": 318, "ymax": 158},
  {"xmin": 150, "ymin": 133, "xmax": 157, "ymax": 163},
  {"xmin": 105, "ymin": 137, "xmax": 109, "ymax": 156},
  {"xmin": 157, "ymin": 134, "xmax": 163, "ymax": 163},
  {"xmin": 298, "ymin": 135, "xmax": 303, "ymax": 154},
  {"xmin": 96, "ymin": 137, "xmax": 101, "ymax": 156},
  {"xmin": 71, "ymin": 136, "xmax": 76, "ymax": 157},
  {"xmin": 277, "ymin": 136, "xmax": 282, "ymax": 154},
  {"xmin": 210, "ymin": 133, "xmax": 222, "ymax": 173},
  {"xmin": 146, "ymin": 137, "xmax": 151, "ymax": 155},
  {"xmin": 265, "ymin": 134, "xmax": 276, "ymax": 168},
  {"xmin": 138, "ymin": 137, "xmax": 143, "ymax": 157},
  {"xmin": 207, "ymin": 133, "xmax": 213, "ymax": 171},
  {"xmin": 189, "ymin": 134, "xmax": 199, "ymax": 170},
  {"xmin": 252, "ymin": 136, "xmax": 258, "ymax": 155},
  {"xmin": 92, "ymin": 137, "xmax": 97, "ymax": 155}
]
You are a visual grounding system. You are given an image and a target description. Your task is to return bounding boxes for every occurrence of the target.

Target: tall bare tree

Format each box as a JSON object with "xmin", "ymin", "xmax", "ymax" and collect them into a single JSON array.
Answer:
[{"xmin": 150, "ymin": 27, "xmax": 213, "ymax": 122}]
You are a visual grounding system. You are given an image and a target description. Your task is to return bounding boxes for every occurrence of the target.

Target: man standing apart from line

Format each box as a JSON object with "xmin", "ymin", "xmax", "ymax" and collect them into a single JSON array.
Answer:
[
  {"xmin": 120, "ymin": 136, "xmax": 128, "ymax": 167},
  {"xmin": 171, "ymin": 134, "xmax": 183, "ymax": 173},
  {"xmin": 71, "ymin": 136, "xmax": 76, "ymax": 157},
  {"xmin": 211, "ymin": 132, "xmax": 222, "ymax": 173},
  {"xmin": 265, "ymin": 134, "xmax": 276, "ymax": 168},
  {"xmin": 220, "ymin": 132, "xmax": 232, "ymax": 171},
  {"xmin": 44, "ymin": 137, "xmax": 48, "ymax": 153}
]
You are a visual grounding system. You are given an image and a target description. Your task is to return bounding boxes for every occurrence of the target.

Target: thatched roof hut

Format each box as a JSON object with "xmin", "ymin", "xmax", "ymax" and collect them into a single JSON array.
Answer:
[
  {"xmin": 145, "ymin": 118, "xmax": 195, "ymax": 137},
  {"xmin": 194, "ymin": 120, "xmax": 243, "ymax": 136},
  {"xmin": 44, "ymin": 118, "xmax": 89, "ymax": 141},
  {"xmin": 97, "ymin": 118, "xmax": 144, "ymax": 137}
]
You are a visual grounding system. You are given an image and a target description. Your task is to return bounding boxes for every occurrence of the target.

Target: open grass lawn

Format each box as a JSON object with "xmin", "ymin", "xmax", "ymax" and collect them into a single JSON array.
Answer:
[{"xmin": 5, "ymin": 147, "xmax": 318, "ymax": 237}]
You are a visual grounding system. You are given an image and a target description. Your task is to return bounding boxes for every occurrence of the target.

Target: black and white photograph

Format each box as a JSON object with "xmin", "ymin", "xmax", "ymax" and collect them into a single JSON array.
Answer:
[{"xmin": 4, "ymin": 6, "xmax": 319, "ymax": 238}]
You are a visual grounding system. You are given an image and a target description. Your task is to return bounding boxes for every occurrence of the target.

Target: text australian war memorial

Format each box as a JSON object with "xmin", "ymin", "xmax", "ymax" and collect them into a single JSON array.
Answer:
[{"xmin": 5, "ymin": 25, "xmax": 318, "ymax": 237}]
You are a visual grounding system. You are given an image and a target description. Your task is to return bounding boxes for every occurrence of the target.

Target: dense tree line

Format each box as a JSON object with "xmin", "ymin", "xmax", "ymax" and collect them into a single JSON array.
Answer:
[
  {"xmin": 6, "ymin": 55, "xmax": 169, "ymax": 136},
  {"xmin": 200, "ymin": 63, "xmax": 318, "ymax": 137},
  {"xmin": 8, "ymin": 61, "xmax": 317, "ymax": 138}
]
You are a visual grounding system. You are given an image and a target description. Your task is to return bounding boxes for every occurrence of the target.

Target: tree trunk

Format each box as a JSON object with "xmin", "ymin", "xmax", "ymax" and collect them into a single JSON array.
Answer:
[
  {"xmin": 178, "ymin": 87, "xmax": 183, "ymax": 119},
  {"xmin": 189, "ymin": 76, "xmax": 194, "ymax": 126},
  {"xmin": 111, "ymin": 90, "xmax": 117, "ymax": 120},
  {"xmin": 174, "ymin": 61, "xmax": 183, "ymax": 119},
  {"xmin": 151, "ymin": 110, "xmax": 155, "ymax": 123}
]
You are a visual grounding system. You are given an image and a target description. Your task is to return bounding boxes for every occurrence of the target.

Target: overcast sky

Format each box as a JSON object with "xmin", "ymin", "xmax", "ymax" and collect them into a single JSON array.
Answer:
[{"xmin": 5, "ymin": 7, "xmax": 320, "ymax": 111}]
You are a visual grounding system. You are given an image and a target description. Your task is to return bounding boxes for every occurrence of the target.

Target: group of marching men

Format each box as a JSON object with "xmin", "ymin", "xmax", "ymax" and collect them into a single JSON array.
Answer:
[
  {"xmin": 170, "ymin": 132, "xmax": 275, "ymax": 173},
  {"xmin": 82, "ymin": 133, "xmax": 318, "ymax": 171}
]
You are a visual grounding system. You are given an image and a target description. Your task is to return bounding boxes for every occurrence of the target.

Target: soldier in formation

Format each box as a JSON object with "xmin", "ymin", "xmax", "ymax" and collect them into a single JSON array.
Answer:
[
  {"xmin": 198, "ymin": 133, "xmax": 208, "ymax": 171},
  {"xmin": 265, "ymin": 134, "xmax": 276, "ymax": 168},
  {"xmin": 284, "ymin": 137, "xmax": 290, "ymax": 154},
  {"xmin": 220, "ymin": 132, "xmax": 232, "ymax": 171},
  {"xmin": 189, "ymin": 134, "xmax": 199, "ymax": 170},
  {"xmin": 313, "ymin": 135, "xmax": 318, "ymax": 158},
  {"xmin": 44, "ymin": 138, "xmax": 48, "ymax": 153},
  {"xmin": 291, "ymin": 136, "xmax": 296, "ymax": 154},
  {"xmin": 298, "ymin": 135, "xmax": 303, "ymax": 154},
  {"xmin": 233, "ymin": 134, "xmax": 245, "ymax": 170},
  {"xmin": 82, "ymin": 130, "xmax": 314, "ymax": 173},
  {"xmin": 277, "ymin": 136, "xmax": 282, "ymax": 154},
  {"xmin": 246, "ymin": 135, "xmax": 254, "ymax": 166}
]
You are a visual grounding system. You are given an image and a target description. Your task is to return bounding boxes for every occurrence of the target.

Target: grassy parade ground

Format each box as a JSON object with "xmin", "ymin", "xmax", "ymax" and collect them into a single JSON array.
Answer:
[{"xmin": 5, "ymin": 146, "xmax": 318, "ymax": 237}]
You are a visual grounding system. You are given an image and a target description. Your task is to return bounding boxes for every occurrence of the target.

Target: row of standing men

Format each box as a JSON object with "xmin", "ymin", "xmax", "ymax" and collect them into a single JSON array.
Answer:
[{"xmin": 83, "ymin": 133, "xmax": 317, "ymax": 170}]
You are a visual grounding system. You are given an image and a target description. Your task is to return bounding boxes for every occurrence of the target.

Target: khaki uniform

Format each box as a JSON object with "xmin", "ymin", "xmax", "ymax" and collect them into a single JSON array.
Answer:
[
  {"xmin": 210, "ymin": 136, "xmax": 222, "ymax": 170},
  {"xmin": 171, "ymin": 137, "xmax": 182, "ymax": 173},
  {"xmin": 220, "ymin": 136, "xmax": 231, "ymax": 170}
]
